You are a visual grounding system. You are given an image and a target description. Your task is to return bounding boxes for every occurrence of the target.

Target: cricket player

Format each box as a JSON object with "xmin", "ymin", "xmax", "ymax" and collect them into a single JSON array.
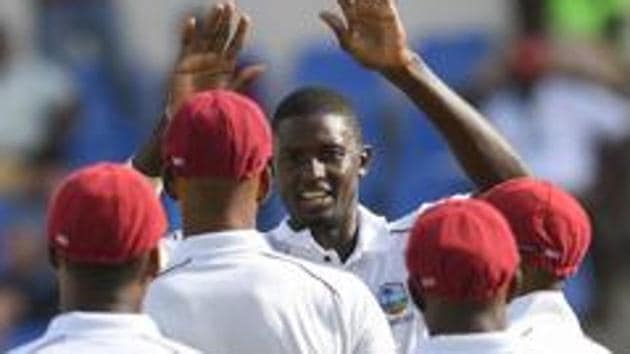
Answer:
[
  {"xmin": 405, "ymin": 199, "xmax": 551, "ymax": 354},
  {"xmin": 131, "ymin": 2, "xmax": 529, "ymax": 353},
  {"xmin": 143, "ymin": 90, "xmax": 396, "ymax": 354},
  {"xmin": 266, "ymin": 1, "xmax": 529, "ymax": 353},
  {"xmin": 9, "ymin": 163, "xmax": 200, "ymax": 354},
  {"xmin": 480, "ymin": 178, "xmax": 611, "ymax": 353}
]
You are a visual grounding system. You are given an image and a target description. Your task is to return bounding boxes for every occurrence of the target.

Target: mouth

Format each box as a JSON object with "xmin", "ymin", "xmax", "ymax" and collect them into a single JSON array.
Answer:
[{"xmin": 295, "ymin": 189, "xmax": 334, "ymax": 213}]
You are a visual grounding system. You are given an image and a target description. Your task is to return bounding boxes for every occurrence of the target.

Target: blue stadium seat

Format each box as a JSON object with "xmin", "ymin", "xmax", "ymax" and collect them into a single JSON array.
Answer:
[{"xmin": 417, "ymin": 31, "xmax": 492, "ymax": 90}]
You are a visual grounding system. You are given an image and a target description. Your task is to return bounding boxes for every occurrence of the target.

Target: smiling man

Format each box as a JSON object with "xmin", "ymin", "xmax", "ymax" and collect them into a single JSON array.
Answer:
[{"xmin": 265, "ymin": 1, "xmax": 529, "ymax": 353}]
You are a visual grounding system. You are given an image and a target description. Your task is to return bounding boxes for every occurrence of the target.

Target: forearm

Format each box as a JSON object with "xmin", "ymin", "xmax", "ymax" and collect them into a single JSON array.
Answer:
[
  {"xmin": 382, "ymin": 57, "xmax": 531, "ymax": 190},
  {"xmin": 130, "ymin": 112, "xmax": 168, "ymax": 193},
  {"xmin": 131, "ymin": 112, "xmax": 167, "ymax": 176}
]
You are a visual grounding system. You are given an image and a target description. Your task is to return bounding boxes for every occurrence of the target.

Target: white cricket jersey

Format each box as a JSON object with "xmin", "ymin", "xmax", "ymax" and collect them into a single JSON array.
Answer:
[
  {"xmin": 415, "ymin": 331, "xmax": 548, "ymax": 354},
  {"xmin": 267, "ymin": 204, "xmax": 449, "ymax": 354},
  {"xmin": 508, "ymin": 290, "xmax": 611, "ymax": 354},
  {"xmin": 143, "ymin": 229, "xmax": 396, "ymax": 354},
  {"xmin": 8, "ymin": 312, "xmax": 201, "ymax": 354}
]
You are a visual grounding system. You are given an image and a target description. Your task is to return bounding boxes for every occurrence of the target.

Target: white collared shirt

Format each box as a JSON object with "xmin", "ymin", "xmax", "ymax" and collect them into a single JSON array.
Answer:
[
  {"xmin": 8, "ymin": 312, "xmax": 201, "ymax": 354},
  {"xmin": 416, "ymin": 331, "xmax": 540, "ymax": 354},
  {"xmin": 508, "ymin": 290, "xmax": 611, "ymax": 354},
  {"xmin": 143, "ymin": 229, "xmax": 396, "ymax": 354},
  {"xmin": 267, "ymin": 203, "xmax": 461, "ymax": 354}
]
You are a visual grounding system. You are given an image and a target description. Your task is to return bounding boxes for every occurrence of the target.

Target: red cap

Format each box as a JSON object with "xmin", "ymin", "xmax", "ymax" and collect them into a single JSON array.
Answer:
[
  {"xmin": 47, "ymin": 163, "xmax": 167, "ymax": 264},
  {"xmin": 163, "ymin": 90, "xmax": 272, "ymax": 180},
  {"xmin": 405, "ymin": 200, "xmax": 520, "ymax": 302},
  {"xmin": 479, "ymin": 177, "xmax": 591, "ymax": 278}
]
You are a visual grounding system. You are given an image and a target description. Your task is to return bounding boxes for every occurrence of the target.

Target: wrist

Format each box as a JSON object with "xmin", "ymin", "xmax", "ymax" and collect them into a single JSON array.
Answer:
[
  {"xmin": 132, "ymin": 112, "xmax": 169, "ymax": 177},
  {"xmin": 381, "ymin": 50, "xmax": 426, "ymax": 80}
]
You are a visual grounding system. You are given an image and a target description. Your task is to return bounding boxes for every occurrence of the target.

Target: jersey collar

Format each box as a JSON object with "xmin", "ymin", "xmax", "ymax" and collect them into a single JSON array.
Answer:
[
  {"xmin": 272, "ymin": 205, "xmax": 390, "ymax": 268},
  {"xmin": 171, "ymin": 229, "xmax": 270, "ymax": 264},
  {"xmin": 420, "ymin": 331, "xmax": 519, "ymax": 353},
  {"xmin": 46, "ymin": 312, "xmax": 162, "ymax": 337}
]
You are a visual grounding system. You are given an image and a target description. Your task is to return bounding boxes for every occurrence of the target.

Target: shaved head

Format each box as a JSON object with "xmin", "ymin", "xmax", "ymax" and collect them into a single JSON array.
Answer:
[{"xmin": 273, "ymin": 86, "xmax": 363, "ymax": 147}]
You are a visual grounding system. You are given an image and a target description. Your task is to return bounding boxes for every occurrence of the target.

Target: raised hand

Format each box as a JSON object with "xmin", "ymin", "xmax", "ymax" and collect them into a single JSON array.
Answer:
[
  {"xmin": 168, "ymin": 2, "xmax": 265, "ymax": 115},
  {"xmin": 133, "ymin": 2, "xmax": 264, "ymax": 178},
  {"xmin": 320, "ymin": 0, "xmax": 415, "ymax": 71}
]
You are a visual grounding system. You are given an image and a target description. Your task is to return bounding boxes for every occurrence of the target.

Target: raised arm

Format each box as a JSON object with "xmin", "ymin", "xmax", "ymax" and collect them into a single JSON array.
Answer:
[
  {"xmin": 132, "ymin": 2, "xmax": 264, "ymax": 180},
  {"xmin": 320, "ymin": 0, "xmax": 530, "ymax": 190}
]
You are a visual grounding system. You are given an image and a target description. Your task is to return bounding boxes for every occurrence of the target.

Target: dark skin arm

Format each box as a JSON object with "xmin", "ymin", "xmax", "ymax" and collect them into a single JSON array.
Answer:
[
  {"xmin": 320, "ymin": 0, "xmax": 530, "ymax": 190},
  {"xmin": 132, "ymin": 2, "xmax": 265, "ymax": 180}
]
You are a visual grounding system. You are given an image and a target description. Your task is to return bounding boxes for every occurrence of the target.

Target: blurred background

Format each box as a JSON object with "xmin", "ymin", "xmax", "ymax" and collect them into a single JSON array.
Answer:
[{"xmin": 0, "ymin": 0, "xmax": 628, "ymax": 351}]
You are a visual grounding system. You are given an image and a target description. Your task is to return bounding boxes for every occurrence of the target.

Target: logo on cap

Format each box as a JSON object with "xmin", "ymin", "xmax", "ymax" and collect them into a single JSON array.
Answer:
[
  {"xmin": 171, "ymin": 157, "xmax": 185, "ymax": 167},
  {"xmin": 377, "ymin": 282, "xmax": 409, "ymax": 317}
]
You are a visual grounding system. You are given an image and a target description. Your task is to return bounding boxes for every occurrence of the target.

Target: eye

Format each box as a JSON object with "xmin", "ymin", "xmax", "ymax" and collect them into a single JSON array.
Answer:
[
  {"xmin": 281, "ymin": 150, "xmax": 307, "ymax": 165},
  {"xmin": 320, "ymin": 148, "xmax": 346, "ymax": 163}
]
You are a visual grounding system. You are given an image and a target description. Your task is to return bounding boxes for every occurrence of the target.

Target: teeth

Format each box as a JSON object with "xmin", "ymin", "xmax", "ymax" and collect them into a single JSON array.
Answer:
[{"xmin": 300, "ymin": 191, "xmax": 328, "ymax": 199}]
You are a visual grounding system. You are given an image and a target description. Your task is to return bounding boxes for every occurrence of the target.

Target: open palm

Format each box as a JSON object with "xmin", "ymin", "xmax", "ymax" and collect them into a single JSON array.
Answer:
[
  {"xmin": 320, "ymin": 0, "xmax": 414, "ymax": 70},
  {"xmin": 169, "ymin": 2, "xmax": 264, "ymax": 115}
]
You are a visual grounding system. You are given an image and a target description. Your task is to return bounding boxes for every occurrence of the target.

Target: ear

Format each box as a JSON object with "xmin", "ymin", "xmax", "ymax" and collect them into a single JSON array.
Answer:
[
  {"xmin": 146, "ymin": 247, "xmax": 162, "ymax": 279},
  {"xmin": 161, "ymin": 166, "xmax": 178, "ymax": 201},
  {"xmin": 256, "ymin": 164, "xmax": 273, "ymax": 204},
  {"xmin": 358, "ymin": 145, "xmax": 373, "ymax": 178},
  {"xmin": 507, "ymin": 268, "xmax": 523, "ymax": 302}
]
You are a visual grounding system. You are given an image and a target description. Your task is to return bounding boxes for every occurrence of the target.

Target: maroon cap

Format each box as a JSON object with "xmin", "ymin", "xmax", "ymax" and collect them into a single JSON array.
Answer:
[
  {"xmin": 162, "ymin": 90, "xmax": 272, "ymax": 180},
  {"xmin": 479, "ymin": 177, "xmax": 591, "ymax": 278},
  {"xmin": 47, "ymin": 163, "xmax": 167, "ymax": 264},
  {"xmin": 405, "ymin": 200, "xmax": 520, "ymax": 302}
]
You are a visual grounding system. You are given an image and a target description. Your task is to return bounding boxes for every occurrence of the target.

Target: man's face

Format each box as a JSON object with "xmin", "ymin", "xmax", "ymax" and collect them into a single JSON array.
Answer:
[{"xmin": 274, "ymin": 113, "xmax": 369, "ymax": 229}]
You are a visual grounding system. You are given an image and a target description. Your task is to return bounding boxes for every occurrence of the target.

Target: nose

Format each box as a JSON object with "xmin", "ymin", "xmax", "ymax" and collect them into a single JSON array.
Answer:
[{"xmin": 300, "ymin": 158, "xmax": 326, "ymax": 180}]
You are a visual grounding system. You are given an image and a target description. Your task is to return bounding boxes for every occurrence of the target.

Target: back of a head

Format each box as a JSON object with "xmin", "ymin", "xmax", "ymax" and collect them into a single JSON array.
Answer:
[
  {"xmin": 164, "ymin": 90, "xmax": 272, "ymax": 182},
  {"xmin": 47, "ymin": 163, "xmax": 167, "ymax": 291},
  {"xmin": 405, "ymin": 199, "xmax": 520, "ymax": 333},
  {"xmin": 162, "ymin": 90, "xmax": 273, "ymax": 226},
  {"xmin": 479, "ymin": 177, "xmax": 592, "ymax": 282}
]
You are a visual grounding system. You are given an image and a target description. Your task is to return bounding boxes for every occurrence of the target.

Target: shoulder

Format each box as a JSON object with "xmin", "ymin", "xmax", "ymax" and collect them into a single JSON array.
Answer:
[
  {"xmin": 388, "ymin": 193, "xmax": 472, "ymax": 233},
  {"xmin": 264, "ymin": 222, "xmax": 294, "ymax": 254},
  {"xmin": 518, "ymin": 328, "xmax": 611, "ymax": 354},
  {"xmin": 143, "ymin": 264, "xmax": 191, "ymax": 315},
  {"xmin": 573, "ymin": 337, "xmax": 611, "ymax": 354},
  {"xmin": 263, "ymin": 250, "xmax": 375, "ymax": 305},
  {"xmin": 148, "ymin": 336, "xmax": 202, "ymax": 354},
  {"xmin": 7, "ymin": 335, "xmax": 65, "ymax": 354}
]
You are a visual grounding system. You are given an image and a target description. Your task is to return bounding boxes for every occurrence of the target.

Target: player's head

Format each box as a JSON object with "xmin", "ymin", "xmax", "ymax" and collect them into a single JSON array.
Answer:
[
  {"xmin": 162, "ymin": 90, "xmax": 272, "ymax": 230},
  {"xmin": 47, "ymin": 163, "xmax": 167, "ymax": 311},
  {"xmin": 405, "ymin": 199, "xmax": 520, "ymax": 335},
  {"xmin": 479, "ymin": 177, "xmax": 592, "ymax": 294},
  {"xmin": 272, "ymin": 87, "xmax": 371, "ymax": 232}
]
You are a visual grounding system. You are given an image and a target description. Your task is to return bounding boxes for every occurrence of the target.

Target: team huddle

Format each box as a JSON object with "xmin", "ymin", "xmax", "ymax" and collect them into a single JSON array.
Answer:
[{"xmin": 8, "ymin": 0, "xmax": 612, "ymax": 353}]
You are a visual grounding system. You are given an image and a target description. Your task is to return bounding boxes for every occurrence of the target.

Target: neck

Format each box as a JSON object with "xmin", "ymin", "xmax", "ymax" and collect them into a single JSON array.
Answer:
[
  {"xmin": 180, "ymin": 178, "xmax": 259, "ymax": 237},
  {"xmin": 59, "ymin": 283, "xmax": 142, "ymax": 314},
  {"xmin": 308, "ymin": 204, "xmax": 359, "ymax": 263},
  {"xmin": 183, "ymin": 211, "xmax": 256, "ymax": 237},
  {"xmin": 425, "ymin": 299, "xmax": 508, "ymax": 336},
  {"xmin": 520, "ymin": 266, "xmax": 564, "ymax": 296}
]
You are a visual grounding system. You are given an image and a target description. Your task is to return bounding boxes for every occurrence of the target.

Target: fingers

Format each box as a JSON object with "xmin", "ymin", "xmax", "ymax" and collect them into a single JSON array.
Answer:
[
  {"xmin": 338, "ymin": 0, "xmax": 357, "ymax": 22},
  {"xmin": 209, "ymin": 2, "xmax": 236, "ymax": 51},
  {"xmin": 230, "ymin": 63, "xmax": 267, "ymax": 92},
  {"xmin": 319, "ymin": 11, "xmax": 348, "ymax": 48},
  {"xmin": 179, "ymin": 16, "xmax": 198, "ymax": 57},
  {"xmin": 226, "ymin": 14, "xmax": 251, "ymax": 60}
]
